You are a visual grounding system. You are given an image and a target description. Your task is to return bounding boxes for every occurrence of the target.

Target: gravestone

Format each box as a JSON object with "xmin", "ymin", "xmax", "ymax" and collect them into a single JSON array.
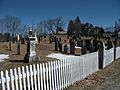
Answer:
[
  {"xmin": 81, "ymin": 38, "xmax": 87, "ymax": 55},
  {"xmin": 49, "ymin": 37, "xmax": 52, "ymax": 43},
  {"xmin": 77, "ymin": 39, "xmax": 81, "ymax": 47},
  {"xmin": 17, "ymin": 34, "xmax": 20, "ymax": 55},
  {"xmin": 21, "ymin": 38, "xmax": 25, "ymax": 44},
  {"xmin": 70, "ymin": 39, "xmax": 75, "ymax": 54},
  {"xmin": 64, "ymin": 44, "xmax": 68, "ymax": 53},
  {"xmin": 55, "ymin": 40, "xmax": 58, "ymax": 51},
  {"xmin": 106, "ymin": 40, "xmax": 113, "ymax": 50},
  {"xmin": 58, "ymin": 41, "xmax": 62, "ymax": 52},
  {"xmin": 93, "ymin": 39, "xmax": 98, "ymax": 52},
  {"xmin": 9, "ymin": 41, "xmax": 12, "ymax": 51},
  {"xmin": 24, "ymin": 30, "xmax": 38, "ymax": 63},
  {"xmin": 75, "ymin": 46, "xmax": 81, "ymax": 56},
  {"xmin": 81, "ymin": 46, "xmax": 86, "ymax": 55},
  {"xmin": 38, "ymin": 36, "xmax": 40, "ymax": 43},
  {"xmin": 35, "ymin": 32, "xmax": 38, "ymax": 43},
  {"xmin": 89, "ymin": 39, "xmax": 95, "ymax": 53}
]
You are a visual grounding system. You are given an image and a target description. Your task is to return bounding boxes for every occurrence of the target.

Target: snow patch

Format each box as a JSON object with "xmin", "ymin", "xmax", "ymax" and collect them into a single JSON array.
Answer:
[
  {"xmin": 47, "ymin": 53, "xmax": 78, "ymax": 60},
  {"xmin": 0, "ymin": 54, "xmax": 9, "ymax": 62}
]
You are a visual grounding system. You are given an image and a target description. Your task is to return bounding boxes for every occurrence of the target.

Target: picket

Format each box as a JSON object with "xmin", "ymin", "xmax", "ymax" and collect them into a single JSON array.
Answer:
[
  {"xmin": 46, "ymin": 63, "xmax": 49, "ymax": 90},
  {"xmin": 26, "ymin": 66, "xmax": 30, "ymax": 90},
  {"xmin": 40, "ymin": 63, "xmax": 43, "ymax": 90},
  {"xmin": 14, "ymin": 69, "xmax": 18, "ymax": 90},
  {"xmin": 37, "ymin": 64, "xmax": 40, "ymax": 90},
  {"xmin": 43, "ymin": 63, "xmax": 46, "ymax": 90},
  {"xmin": 22, "ymin": 66, "xmax": 26, "ymax": 90},
  {"xmin": 10, "ymin": 69, "xmax": 14, "ymax": 90},
  {"xmin": 33, "ymin": 64, "xmax": 37, "ymax": 90},
  {"xmin": 0, "ymin": 47, "xmax": 120, "ymax": 90},
  {"xmin": 48, "ymin": 62, "xmax": 52, "ymax": 90},
  {"xmin": 6, "ymin": 70, "xmax": 10, "ymax": 90}
]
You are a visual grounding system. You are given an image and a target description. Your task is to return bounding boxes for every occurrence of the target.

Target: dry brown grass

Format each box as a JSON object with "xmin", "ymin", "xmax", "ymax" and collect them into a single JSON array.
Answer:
[{"xmin": 0, "ymin": 42, "xmax": 57, "ymax": 71}]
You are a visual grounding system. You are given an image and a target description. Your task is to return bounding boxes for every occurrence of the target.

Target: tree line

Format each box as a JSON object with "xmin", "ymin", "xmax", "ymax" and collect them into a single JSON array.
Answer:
[
  {"xmin": 0, "ymin": 15, "xmax": 105, "ymax": 42},
  {"xmin": 67, "ymin": 16, "xmax": 105, "ymax": 38},
  {"xmin": 0, "ymin": 16, "xmax": 64, "ymax": 41}
]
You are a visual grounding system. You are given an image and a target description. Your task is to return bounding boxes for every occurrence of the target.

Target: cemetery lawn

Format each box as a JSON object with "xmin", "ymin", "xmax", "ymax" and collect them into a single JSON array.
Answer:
[
  {"xmin": 1, "ymin": 42, "xmax": 120, "ymax": 90},
  {"xmin": 65, "ymin": 59, "xmax": 120, "ymax": 90},
  {"xmin": 0, "ymin": 42, "xmax": 57, "ymax": 71}
]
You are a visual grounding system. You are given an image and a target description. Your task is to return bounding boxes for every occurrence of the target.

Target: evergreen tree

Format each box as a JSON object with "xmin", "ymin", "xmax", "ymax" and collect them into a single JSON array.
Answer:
[
  {"xmin": 67, "ymin": 20, "xmax": 74, "ymax": 36},
  {"xmin": 74, "ymin": 16, "xmax": 81, "ymax": 37}
]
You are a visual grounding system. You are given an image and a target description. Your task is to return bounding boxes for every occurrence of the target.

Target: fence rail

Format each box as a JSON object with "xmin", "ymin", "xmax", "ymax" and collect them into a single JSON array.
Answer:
[{"xmin": 0, "ymin": 47, "xmax": 120, "ymax": 90}]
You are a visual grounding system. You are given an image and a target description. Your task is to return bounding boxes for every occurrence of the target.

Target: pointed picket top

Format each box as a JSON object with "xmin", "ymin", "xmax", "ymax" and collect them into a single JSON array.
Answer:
[{"xmin": 35, "ymin": 32, "xmax": 38, "ymax": 43}]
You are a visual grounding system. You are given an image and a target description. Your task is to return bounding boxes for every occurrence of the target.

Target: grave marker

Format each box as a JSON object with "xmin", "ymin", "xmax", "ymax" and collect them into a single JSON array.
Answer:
[
  {"xmin": 24, "ymin": 30, "xmax": 38, "ymax": 63},
  {"xmin": 70, "ymin": 39, "xmax": 75, "ymax": 54},
  {"xmin": 17, "ymin": 34, "xmax": 20, "ymax": 55}
]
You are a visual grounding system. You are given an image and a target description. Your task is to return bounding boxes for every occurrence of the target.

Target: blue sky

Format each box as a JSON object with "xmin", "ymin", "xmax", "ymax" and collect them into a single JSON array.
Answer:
[{"xmin": 0, "ymin": 0, "xmax": 120, "ymax": 28}]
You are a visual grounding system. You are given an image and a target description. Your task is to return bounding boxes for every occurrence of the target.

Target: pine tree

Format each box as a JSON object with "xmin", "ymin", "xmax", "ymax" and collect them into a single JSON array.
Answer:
[
  {"xmin": 67, "ymin": 20, "xmax": 74, "ymax": 36},
  {"xmin": 74, "ymin": 16, "xmax": 81, "ymax": 37}
]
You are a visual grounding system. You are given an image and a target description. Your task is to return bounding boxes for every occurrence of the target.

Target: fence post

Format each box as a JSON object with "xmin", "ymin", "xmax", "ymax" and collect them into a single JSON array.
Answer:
[
  {"xmin": 114, "ymin": 40, "xmax": 117, "ymax": 60},
  {"xmin": 98, "ymin": 41, "xmax": 104, "ymax": 69}
]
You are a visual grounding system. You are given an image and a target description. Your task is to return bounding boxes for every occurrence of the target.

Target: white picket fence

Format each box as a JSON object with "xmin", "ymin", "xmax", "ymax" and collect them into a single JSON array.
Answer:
[
  {"xmin": 0, "ymin": 52, "xmax": 98, "ymax": 90},
  {"xmin": 103, "ymin": 48, "xmax": 114, "ymax": 68},
  {"xmin": 116, "ymin": 47, "xmax": 120, "ymax": 59},
  {"xmin": 1, "ymin": 47, "xmax": 120, "ymax": 90}
]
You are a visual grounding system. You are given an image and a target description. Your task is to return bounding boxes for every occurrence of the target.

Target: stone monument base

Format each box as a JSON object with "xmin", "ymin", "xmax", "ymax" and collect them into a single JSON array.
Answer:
[{"xmin": 24, "ymin": 54, "xmax": 38, "ymax": 63}]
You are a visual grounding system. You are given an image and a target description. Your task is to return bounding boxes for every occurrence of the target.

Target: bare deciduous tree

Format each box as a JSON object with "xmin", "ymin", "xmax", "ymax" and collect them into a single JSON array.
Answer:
[
  {"xmin": 53, "ymin": 17, "xmax": 64, "ymax": 34},
  {"xmin": 0, "ymin": 19, "xmax": 5, "ymax": 34},
  {"xmin": 4, "ymin": 16, "xmax": 21, "ymax": 36},
  {"xmin": 3, "ymin": 16, "xmax": 21, "ymax": 42}
]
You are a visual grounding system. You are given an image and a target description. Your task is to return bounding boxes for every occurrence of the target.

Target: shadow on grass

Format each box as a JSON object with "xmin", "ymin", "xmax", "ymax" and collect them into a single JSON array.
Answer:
[{"xmin": 10, "ymin": 60, "xmax": 24, "ymax": 62}]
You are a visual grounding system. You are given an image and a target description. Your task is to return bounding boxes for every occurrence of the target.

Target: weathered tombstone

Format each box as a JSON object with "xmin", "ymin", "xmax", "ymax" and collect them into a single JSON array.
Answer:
[
  {"xmin": 81, "ymin": 46, "xmax": 86, "ymax": 55},
  {"xmin": 35, "ymin": 32, "xmax": 38, "ymax": 43},
  {"xmin": 81, "ymin": 39, "xmax": 87, "ymax": 55},
  {"xmin": 77, "ymin": 39, "xmax": 81, "ymax": 47},
  {"xmin": 106, "ymin": 40, "xmax": 113, "ymax": 50},
  {"xmin": 64, "ymin": 44, "xmax": 68, "ymax": 53},
  {"xmin": 89, "ymin": 39, "xmax": 95, "ymax": 53},
  {"xmin": 59, "ymin": 41, "xmax": 62, "ymax": 52},
  {"xmin": 24, "ymin": 30, "xmax": 38, "ymax": 63},
  {"xmin": 21, "ymin": 38, "xmax": 25, "ymax": 44},
  {"xmin": 70, "ymin": 39, "xmax": 75, "ymax": 54},
  {"xmin": 75, "ymin": 46, "xmax": 81, "ymax": 56},
  {"xmin": 98, "ymin": 41, "xmax": 104, "ymax": 69},
  {"xmin": 38, "ymin": 36, "xmax": 40, "ymax": 43},
  {"xmin": 17, "ymin": 34, "xmax": 20, "ymax": 55},
  {"xmin": 55, "ymin": 39, "xmax": 58, "ymax": 51},
  {"xmin": 9, "ymin": 41, "xmax": 12, "ymax": 51},
  {"xmin": 93, "ymin": 39, "xmax": 98, "ymax": 52}
]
